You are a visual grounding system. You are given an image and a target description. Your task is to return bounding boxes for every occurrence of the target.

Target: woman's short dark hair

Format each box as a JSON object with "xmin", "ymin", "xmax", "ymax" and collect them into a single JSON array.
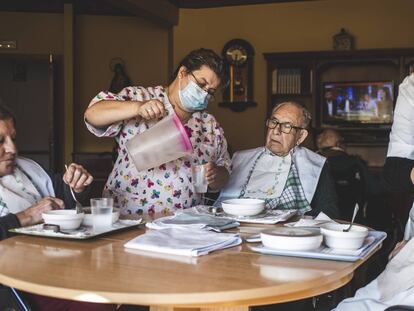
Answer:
[
  {"xmin": 172, "ymin": 48, "xmax": 229, "ymax": 88},
  {"xmin": 0, "ymin": 103, "xmax": 16, "ymax": 125}
]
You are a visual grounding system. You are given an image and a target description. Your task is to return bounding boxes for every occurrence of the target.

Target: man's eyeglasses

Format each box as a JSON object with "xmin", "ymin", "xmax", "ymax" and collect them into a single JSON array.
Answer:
[
  {"xmin": 266, "ymin": 118, "xmax": 305, "ymax": 134},
  {"xmin": 190, "ymin": 72, "xmax": 216, "ymax": 99}
]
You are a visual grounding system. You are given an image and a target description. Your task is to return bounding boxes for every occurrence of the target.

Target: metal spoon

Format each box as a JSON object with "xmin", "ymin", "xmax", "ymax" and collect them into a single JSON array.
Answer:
[
  {"xmin": 343, "ymin": 203, "xmax": 359, "ymax": 232},
  {"xmin": 65, "ymin": 164, "xmax": 83, "ymax": 214},
  {"xmin": 43, "ymin": 223, "xmax": 70, "ymax": 235},
  {"xmin": 208, "ymin": 206, "xmax": 224, "ymax": 216}
]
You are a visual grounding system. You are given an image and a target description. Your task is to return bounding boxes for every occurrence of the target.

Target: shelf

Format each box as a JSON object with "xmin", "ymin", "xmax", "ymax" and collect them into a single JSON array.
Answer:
[
  {"xmin": 318, "ymin": 125, "xmax": 391, "ymax": 132},
  {"xmin": 265, "ymin": 48, "xmax": 414, "ymax": 145},
  {"xmin": 323, "ymin": 127, "xmax": 390, "ymax": 146},
  {"xmin": 271, "ymin": 93, "xmax": 312, "ymax": 97}
]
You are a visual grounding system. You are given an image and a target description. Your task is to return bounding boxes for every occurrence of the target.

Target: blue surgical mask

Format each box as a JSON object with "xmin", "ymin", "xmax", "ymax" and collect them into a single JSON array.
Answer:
[{"xmin": 179, "ymin": 80, "xmax": 210, "ymax": 112}]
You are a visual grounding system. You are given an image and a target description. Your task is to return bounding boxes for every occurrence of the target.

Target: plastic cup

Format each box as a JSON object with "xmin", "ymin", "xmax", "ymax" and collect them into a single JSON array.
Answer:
[
  {"xmin": 126, "ymin": 113, "xmax": 193, "ymax": 171},
  {"xmin": 91, "ymin": 198, "xmax": 113, "ymax": 232},
  {"xmin": 192, "ymin": 164, "xmax": 208, "ymax": 193}
]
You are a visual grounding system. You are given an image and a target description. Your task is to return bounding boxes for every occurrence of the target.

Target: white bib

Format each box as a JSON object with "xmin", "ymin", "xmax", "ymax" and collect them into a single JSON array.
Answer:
[
  {"xmin": 0, "ymin": 167, "xmax": 42, "ymax": 217},
  {"xmin": 245, "ymin": 150, "xmax": 291, "ymax": 199}
]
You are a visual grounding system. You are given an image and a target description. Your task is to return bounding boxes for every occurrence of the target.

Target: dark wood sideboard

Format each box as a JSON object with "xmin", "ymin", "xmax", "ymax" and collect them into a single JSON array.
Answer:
[{"xmin": 264, "ymin": 48, "xmax": 414, "ymax": 147}]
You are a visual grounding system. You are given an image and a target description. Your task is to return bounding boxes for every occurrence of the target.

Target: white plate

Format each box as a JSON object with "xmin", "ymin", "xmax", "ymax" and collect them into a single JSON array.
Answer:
[{"xmin": 261, "ymin": 227, "xmax": 322, "ymax": 251}]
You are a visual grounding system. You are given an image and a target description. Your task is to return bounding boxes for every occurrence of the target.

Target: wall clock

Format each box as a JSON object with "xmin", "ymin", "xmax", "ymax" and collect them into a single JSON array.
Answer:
[
  {"xmin": 333, "ymin": 28, "xmax": 354, "ymax": 51},
  {"xmin": 219, "ymin": 38, "xmax": 256, "ymax": 112}
]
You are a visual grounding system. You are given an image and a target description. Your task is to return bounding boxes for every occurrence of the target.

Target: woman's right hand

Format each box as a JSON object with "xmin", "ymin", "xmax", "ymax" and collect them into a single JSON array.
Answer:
[{"xmin": 137, "ymin": 99, "xmax": 166, "ymax": 120}]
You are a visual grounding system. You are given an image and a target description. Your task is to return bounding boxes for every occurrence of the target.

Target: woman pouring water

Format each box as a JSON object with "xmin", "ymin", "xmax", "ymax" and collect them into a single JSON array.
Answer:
[{"xmin": 84, "ymin": 48, "xmax": 231, "ymax": 216}]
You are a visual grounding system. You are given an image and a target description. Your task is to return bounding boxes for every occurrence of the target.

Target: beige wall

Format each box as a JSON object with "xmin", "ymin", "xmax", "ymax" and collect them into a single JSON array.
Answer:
[
  {"xmin": 0, "ymin": 12, "xmax": 63, "ymax": 54},
  {"xmin": 2, "ymin": 1, "xmax": 414, "ymax": 165},
  {"xmin": 74, "ymin": 15, "xmax": 170, "ymax": 152},
  {"xmin": 0, "ymin": 11, "xmax": 170, "ymax": 155},
  {"xmin": 173, "ymin": 0, "xmax": 414, "ymax": 165}
]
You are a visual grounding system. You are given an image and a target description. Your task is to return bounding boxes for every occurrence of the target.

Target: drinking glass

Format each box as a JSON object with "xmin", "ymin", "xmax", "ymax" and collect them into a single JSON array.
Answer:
[
  {"xmin": 192, "ymin": 164, "xmax": 208, "ymax": 193},
  {"xmin": 91, "ymin": 198, "xmax": 113, "ymax": 232}
]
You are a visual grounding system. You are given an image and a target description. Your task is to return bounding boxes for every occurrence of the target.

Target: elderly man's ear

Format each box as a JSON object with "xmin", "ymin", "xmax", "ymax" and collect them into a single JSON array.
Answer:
[{"xmin": 296, "ymin": 129, "xmax": 309, "ymax": 146}]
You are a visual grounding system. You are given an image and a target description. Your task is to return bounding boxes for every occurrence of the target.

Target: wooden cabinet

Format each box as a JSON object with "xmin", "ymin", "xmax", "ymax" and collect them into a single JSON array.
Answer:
[{"xmin": 264, "ymin": 49, "xmax": 414, "ymax": 146}]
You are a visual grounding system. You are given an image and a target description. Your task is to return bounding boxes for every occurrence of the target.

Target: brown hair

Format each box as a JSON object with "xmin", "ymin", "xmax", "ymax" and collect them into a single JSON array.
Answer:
[
  {"xmin": 172, "ymin": 48, "xmax": 229, "ymax": 88},
  {"xmin": 0, "ymin": 102, "xmax": 16, "ymax": 125}
]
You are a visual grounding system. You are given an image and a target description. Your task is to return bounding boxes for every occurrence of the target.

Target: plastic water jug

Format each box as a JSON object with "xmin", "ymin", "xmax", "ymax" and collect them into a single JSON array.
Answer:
[{"xmin": 126, "ymin": 113, "xmax": 193, "ymax": 171}]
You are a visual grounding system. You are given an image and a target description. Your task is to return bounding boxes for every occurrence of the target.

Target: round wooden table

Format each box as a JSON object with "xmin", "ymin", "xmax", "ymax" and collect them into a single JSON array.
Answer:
[{"xmin": 0, "ymin": 224, "xmax": 378, "ymax": 311}]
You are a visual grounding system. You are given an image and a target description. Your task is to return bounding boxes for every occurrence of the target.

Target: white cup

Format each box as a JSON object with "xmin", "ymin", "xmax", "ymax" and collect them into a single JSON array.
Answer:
[
  {"xmin": 91, "ymin": 198, "xmax": 113, "ymax": 232},
  {"xmin": 192, "ymin": 165, "xmax": 208, "ymax": 193}
]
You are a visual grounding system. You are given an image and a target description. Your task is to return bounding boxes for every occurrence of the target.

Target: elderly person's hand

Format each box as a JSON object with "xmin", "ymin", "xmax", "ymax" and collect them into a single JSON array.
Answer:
[
  {"xmin": 63, "ymin": 163, "xmax": 93, "ymax": 193},
  {"xmin": 137, "ymin": 99, "xmax": 167, "ymax": 121},
  {"xmin": 204, "ymin": 162, "xmax": 229, "ymax": 191},
  {"xmin": 16, "ymin": 197, "xmax": 64, "ymax": 227}
]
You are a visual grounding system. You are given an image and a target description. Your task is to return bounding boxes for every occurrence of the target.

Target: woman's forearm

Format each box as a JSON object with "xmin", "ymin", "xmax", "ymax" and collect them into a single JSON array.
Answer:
[{"xmin": 84, "ymin": 100, "xmax": 142, "ymax": 128}]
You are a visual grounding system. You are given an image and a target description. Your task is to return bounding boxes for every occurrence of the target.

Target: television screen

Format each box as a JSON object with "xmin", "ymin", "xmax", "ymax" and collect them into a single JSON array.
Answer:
[{"xmin": 322, "ymin": 81, "xmax": 394, "ymax": 125}]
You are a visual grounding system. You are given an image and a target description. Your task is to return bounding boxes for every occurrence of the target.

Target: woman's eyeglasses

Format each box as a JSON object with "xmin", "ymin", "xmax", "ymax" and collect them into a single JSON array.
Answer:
[
  {"xmin": 190, "ymin": 72, "xmax": 216, "ymax": 99},
  {"xmin": 266, "ymin": 118, "xmax": 304, "ymax": 134}
]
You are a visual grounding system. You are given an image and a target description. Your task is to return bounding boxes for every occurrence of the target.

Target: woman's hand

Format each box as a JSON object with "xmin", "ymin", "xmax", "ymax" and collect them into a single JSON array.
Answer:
[
  {"xmin": 138, "ymin": 99, "xmax": 167, "ymax": 120},
  {"xmin": 16, "ymin": 197, "xmax": 64, "ymax": 227},
  {"xmin": 204, "ymin": 162, "xmax": 230, "ymax": 191},
  {"xmin": 63, "ymin": 163, "xmax": 94, "ymax": 193}
]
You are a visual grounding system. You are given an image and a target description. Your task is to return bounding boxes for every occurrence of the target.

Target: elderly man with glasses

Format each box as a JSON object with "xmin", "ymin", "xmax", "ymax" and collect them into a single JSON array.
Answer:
[{"xmin": 218, "ymin": 101, "xmax": 339, "ymax": 218}]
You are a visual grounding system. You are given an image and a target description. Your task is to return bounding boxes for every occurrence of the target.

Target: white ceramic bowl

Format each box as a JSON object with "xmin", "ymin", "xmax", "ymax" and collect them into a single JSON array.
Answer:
[
  {"xmin": 81, "ymin": 207, "xmax": 120, "ymax": 227},
  {"xmin": 42, "ymin": 210, "xmax": 84, "ymax": 230},
  {"xmin": 260, "ymin": 227, "xmax": 323, "ymax": 251},
  {"xmin": 320, "ymin": 223, "xmax": 369, "ymax": 250},
  {"xmin": 221, "ymin": 198, "xmax": 265, "ymax": 216}
]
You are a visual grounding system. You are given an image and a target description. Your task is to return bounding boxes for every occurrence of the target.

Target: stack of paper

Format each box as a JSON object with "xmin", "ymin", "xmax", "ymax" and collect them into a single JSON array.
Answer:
[
  {"xmin": 124, "ymin": 227, "xmax": 242, "ymax": 257},
  {"xmin": 146, "ymin": 210, "xmax": 239, "ymax": 232}
]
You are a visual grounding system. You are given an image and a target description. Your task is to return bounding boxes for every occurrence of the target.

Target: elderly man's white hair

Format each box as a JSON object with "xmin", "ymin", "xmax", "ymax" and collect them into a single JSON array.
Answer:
[
  {"xmin": 316, "ymin": 129, "xmax": 343, "ymax": 150},
  {"xmin": 272, "ymin": 101, "xmax": 312, "ymax": 129}
]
